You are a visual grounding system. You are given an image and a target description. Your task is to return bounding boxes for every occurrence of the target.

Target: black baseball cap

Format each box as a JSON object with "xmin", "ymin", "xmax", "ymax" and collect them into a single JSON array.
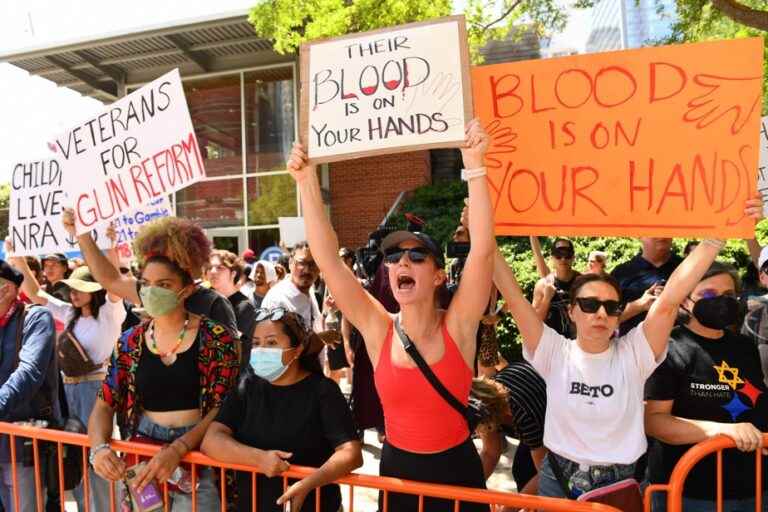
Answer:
[
  {"xmin": 380, "ymin": 231, "xmax": 445, "ymax": 268},
  {"xmin": 42, "ymin": 253, "xmax": 68, "ymax": 264},
  {"xmin": 0, "ymin": 260, "xmax": 23, "ymax": 287}
]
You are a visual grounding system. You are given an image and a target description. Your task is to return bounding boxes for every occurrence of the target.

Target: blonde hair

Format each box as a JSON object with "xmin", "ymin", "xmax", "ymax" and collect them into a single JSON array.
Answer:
[{"xmin": 470, "ymin": 377, "xmax": 509, "ymax": 430}]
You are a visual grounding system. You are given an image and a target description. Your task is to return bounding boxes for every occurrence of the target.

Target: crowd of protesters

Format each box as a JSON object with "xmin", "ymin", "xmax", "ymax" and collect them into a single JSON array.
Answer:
[{"xmin": 0, "ymin": 119, "xmax": 765, "ymax": 512}]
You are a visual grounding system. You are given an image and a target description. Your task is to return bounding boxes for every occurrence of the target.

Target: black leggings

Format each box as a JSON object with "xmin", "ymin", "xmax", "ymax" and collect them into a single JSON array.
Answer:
[{"xmin": 379, "ymin": 438, "xmax": 489, "ymax": 512}]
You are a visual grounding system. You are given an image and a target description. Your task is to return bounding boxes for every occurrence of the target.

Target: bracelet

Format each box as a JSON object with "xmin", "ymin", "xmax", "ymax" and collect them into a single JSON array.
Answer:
[
  {"xmin": 172, "ymin": 438, "xmax": 191, "ymax": 455},
  {"xmin": 702, "ymin": 239, "xmax": 725, "ymax": 250},
  {"xmin": 89, "ymin": 443, "xmax": 111, "ymax": 467},
  {"xmin": 461, "ymin": 167, "xmax": 487, "ymax": 181}
]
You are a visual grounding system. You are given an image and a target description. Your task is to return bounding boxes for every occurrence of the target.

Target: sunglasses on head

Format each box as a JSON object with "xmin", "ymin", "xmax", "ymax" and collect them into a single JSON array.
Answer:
[
  {"xmin": 254, "ymin": 307, "xmax": 287, "ymax": 323},
  {"xmin": 575, "ymin": 297, "xmax": 624, "ymax": 317},
  {"xmin": 384, "ymin": 247, "xmax": 431, "ymax": 265},
  {"xmin": 552, "ymin": 247, "xmax": 574, "ymax": 259}
]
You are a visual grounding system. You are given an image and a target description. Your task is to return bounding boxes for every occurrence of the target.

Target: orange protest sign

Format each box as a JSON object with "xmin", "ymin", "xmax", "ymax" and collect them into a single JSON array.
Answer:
[{"xmin": 472, "ymin": 38, "xmax": 763, "ymax": 238}]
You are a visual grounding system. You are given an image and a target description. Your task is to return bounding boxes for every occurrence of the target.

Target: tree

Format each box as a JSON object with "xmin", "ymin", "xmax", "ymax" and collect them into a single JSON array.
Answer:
[
  {"xmin": 248, "ymin": 0, "xmax": 589, "ymax": 62},
  {"xmin": 0, "ymin": 183, "xmax": 9, "ymax": 241},
  {"xmin": 663, "ymin": 0, "xmax": 768, "ymax": 111}
]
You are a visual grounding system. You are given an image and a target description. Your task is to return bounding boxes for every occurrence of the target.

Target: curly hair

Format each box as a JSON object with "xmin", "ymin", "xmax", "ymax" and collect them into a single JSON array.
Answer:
[
  {"xmin": 211, "ymin": 250, "xmax": 245, "ymax": 284},
  {"xmin": 469, "ymin": 377, "xmax": 510, "ymax": 431},
  {"xmin": 132, "ymin": 217, "xmax": 211, "ymax": 279}
]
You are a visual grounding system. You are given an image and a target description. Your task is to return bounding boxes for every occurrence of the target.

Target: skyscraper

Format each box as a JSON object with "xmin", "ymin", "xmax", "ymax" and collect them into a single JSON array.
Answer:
[{"xmin": 586, "ymin": 0, "xmax": 676, "ymax": 52}]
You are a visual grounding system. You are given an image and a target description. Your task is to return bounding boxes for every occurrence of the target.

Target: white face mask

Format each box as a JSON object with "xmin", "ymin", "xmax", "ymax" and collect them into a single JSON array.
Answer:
[{"xmin": 249, "ymin": 347, "xmax": 296, "ymax": 382}]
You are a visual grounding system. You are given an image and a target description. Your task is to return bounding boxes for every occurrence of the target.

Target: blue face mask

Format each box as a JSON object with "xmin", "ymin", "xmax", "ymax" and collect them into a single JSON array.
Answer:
[{"xmin": 249, "ymin": 347, "xmax": 296, "ymax": 382}]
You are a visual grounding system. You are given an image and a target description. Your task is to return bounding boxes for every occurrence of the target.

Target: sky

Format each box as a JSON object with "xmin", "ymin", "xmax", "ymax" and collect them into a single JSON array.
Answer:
[{"xmin": 0, "ymin": 0, "xmax": 591, "ymax": 183}]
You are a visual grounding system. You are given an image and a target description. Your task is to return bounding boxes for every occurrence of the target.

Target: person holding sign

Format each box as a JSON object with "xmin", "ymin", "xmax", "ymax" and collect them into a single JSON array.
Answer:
[
  {"xmin": 286, "ymin": 119, "xmax": 494, "ymax": 511},
  {"xmin": 7, "ymin": 243, "xmax": 126, "ymax": 512},
  {"xmin": 85, "ymin": 218, "xmax": 239, "ymax": 510},
  {"xmin": 489, "ymin": 196, "xmax": 763, "ymax": 502}
]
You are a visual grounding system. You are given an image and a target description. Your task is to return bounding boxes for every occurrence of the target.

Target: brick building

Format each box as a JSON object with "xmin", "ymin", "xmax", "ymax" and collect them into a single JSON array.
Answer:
[{"xmin": 0, "ymin": 11, "xmax": 540, "ymax": 256}]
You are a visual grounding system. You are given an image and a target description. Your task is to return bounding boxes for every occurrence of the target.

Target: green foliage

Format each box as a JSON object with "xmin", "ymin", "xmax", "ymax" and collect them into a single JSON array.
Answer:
[
  {"xmin": 662, "ymin": 0, "xmax": 768, "ymax": 114},
  {"xmin": 248, "ymin": 174, "xmax": 297, "ymax": 225},
  {"xmin": 248, "ymin": 0, "xmax": 590, "ymax": 63},
  {"xmin": 391, "ymin": 179, "xmax": 469, "ymax": 245},
  {"xmin": 0, "ymin": 183, "xmax": 9, "ymax": 241}
]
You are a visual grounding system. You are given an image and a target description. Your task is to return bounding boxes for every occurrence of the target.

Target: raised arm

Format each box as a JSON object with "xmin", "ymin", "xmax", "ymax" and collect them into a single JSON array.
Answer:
[
  {"xmin": 62, "ymin": 208, "xmax": 140, "ymax": 305},
  {"xmin": 529, "ymin": 236, "xmax": 550, "ymax": 278},
  {"xmin": 747, "ymin": 238, "xmax": 762, "ymax": 269},
  {"xmin": 493, "ymin": 250, "xmax": 544, "ymax": 354},
  {"xmin": 447, "ymin": 120, "xmax": 497, "ymax": 347},
  {"xmin": 286, "ymin": 145, "xmax": 389, "ymax": 357},
  {"xmin": 5, "ymin": 242, "xmax": 46, "ymax": 306},
  {"xmin": 643, "ymin": 197, "xmax": 764, "ymax": 359}
]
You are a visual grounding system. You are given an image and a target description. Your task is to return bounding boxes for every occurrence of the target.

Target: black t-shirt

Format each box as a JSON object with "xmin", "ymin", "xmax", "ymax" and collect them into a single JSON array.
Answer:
[
  {"xmin": 228, "ymin": 291, "xmax": 256, "ymax": 368},
  {"xmin": 612, "ymin": 253, "xmax": 682, "ymax": 335},
  {"xmin": 215, "ymin": 372, "xmax": 358, "ymax": 511},
  {"xmin": 645, "ymin": 326, "xmax": 768, "ymax": 500},
  {"xmin": 185, "ymin": 287, "xmax": 237, "ymax": 332},
  {"xmin": 542, "ymin": 273, "xmax": 578, "ymax": 337}
]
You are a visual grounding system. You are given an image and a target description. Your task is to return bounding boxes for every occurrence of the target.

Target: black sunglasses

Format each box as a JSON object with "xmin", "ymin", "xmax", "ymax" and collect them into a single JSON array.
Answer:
[
  {"xmin": 254, "ymin": 307, "xmax": 287, "ymax": 323},
  {"xmin": 575, "ymin": 297, "xmax": 624, "ymax": 317},
  {"xmin": 384, "ymin": 247, "xmax": 431, "ymax": 265},
  {"xmin": 552, "ymin": 248, "xmax": 574, "ymax": 260}
]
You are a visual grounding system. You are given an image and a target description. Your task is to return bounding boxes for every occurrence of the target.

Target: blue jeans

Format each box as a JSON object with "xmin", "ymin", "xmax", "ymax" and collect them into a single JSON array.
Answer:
[
  {"xmin": 538, "ymin": 452, "xmax": 638, "ymax": 498},
  {"xmin": 652, "ymin": 492, "xmax": 768, "ymax": 511},
  {"xmin": 0, "ymin": 463, "xmax": 38, "ymax": 512},
  {"xmin": 65, "ymin": 380, "xmax": 115, "ymax": 511},
  {"xmin": 127, "ymin": 415, "xmax": 218, "ymax": 511}
]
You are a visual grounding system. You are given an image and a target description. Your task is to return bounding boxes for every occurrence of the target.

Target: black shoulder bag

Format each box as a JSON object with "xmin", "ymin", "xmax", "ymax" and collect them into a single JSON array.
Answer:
[{"xmin": 393, "ymin": 318, "xmax": 471, "ymax": 426}]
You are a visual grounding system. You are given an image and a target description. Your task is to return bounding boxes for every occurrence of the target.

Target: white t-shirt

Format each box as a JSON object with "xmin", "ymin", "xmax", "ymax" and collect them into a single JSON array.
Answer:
[
  {"xmin": 47, "ymin": 296, "xmax": 127, "ymax": 366},
  {"xmin": 261, "ymin": 279, "xmax": 323, "ymax": 332},
  {"xmin": 524, "ymin": 323, "xmax": 665, "ymax": 466}
]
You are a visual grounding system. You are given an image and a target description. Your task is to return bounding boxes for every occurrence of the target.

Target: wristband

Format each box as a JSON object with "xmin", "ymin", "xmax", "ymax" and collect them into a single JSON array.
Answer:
[
  {"xmin": 89, "ymin": 443, "xmax": 111, "ymax": 467},
  {"xmin": 461, "ymin": 167, "xmax": 487, "ymax": 181},
  {"xmin": 172, "ymin": 438, "xmax": 190, "ymax": 455}
]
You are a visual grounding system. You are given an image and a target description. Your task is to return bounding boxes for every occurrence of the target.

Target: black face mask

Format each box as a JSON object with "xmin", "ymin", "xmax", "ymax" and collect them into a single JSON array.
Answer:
[{"xmin": 691, "ymin": 295, "xmax": 740, "ymax": 330}]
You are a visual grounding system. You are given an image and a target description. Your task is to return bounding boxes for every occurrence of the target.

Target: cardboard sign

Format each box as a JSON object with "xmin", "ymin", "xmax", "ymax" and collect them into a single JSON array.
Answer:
[
  {"xmin": 300, "ymin": 16, "xmax": 472, "ymax": 164},
  {"xmin": 112, "ymin": 195, "xmax": 173, "ymax": 259},
  {"xmin": 758, "ymin": 116, "xmax": 768, "ymax": 215},
  {"xmin": 52, "ymin": 69, "xmax": 205, "ymax": 235},
  {"xmin": 9, "ymin": 158, "xmax": 111, "ymax": 256},
  {"xmin": 472, "ymin": 37, "xmax": 763, "ymax": 237}
]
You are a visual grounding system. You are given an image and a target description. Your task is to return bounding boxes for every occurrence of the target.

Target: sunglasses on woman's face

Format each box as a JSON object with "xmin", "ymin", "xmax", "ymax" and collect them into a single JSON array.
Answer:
[
  {"xmin": 384, "ymin": 247, "xmax": 431, "ymax": 265},
  {"xmin": 255, "ymin": 307, "xmax": 287, "ymax": 323},
  {"xmin": 551, "ymin": 248, "xmax": 574, "ymax": 260},
  {"xmin": 575, "ymin": 297, "xmax": 624, "ymax": 317}
]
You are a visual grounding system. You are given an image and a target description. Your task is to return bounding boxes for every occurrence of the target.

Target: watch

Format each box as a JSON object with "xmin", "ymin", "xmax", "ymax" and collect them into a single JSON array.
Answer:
[{"xmin": 89, "ymin": 443, "xmax": 111, "ymax": 466}]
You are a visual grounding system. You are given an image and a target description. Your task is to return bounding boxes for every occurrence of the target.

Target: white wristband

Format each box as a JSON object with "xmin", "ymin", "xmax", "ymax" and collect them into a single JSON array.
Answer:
[{"xmin": 461, "ymin": 167, "xmax": 487, "ymax": 181}]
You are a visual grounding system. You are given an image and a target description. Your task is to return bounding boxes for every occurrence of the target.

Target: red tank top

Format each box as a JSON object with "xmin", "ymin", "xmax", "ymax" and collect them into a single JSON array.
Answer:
[{"xmin": 374, "ymin": 321, "xmax": 472, "ymax": 453}]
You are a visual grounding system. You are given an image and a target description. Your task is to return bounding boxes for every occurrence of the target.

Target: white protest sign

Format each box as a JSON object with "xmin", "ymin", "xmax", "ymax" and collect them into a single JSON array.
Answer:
[
  {"xmin": 300, "ymin": 16, "xmax": 472, "ymax": 164},
  {"xmin": 52, "ymin": 68, "xmax": 205, "ymax": 235},
  {"xmin": 112, "ymin": 195, "xmax": 174, "ymax": 259},
  {"xmin": 9, "ymin": 158, "xmax": 111, "ymax": 256},
  {"xmin": 278, "ymin": 217, "xmax": 306, "ymax": 247},
  {"xmin": 758, "ymin": 116, "xmax": 768, "ymax": 215}
]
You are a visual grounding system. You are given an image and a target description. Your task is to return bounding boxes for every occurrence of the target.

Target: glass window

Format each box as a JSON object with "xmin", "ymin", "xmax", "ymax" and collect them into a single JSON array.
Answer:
[
  {"xmin": 184, "ymin": 75, "xmax": 243, "ymax": 177},
  {"xmin": 176, "ymin": 178, "xmax": 244, "ymax": 228},
  {"xmin": 244, "ymin": 67, "xmax": 295, "ymax": 174},
  {"xmin": 248, "ymin": 228, "xmax": 281, "ymax": 259},
  {"xmin": 247, "ymin": 174, "xmax": 297, "ymax": 226}
]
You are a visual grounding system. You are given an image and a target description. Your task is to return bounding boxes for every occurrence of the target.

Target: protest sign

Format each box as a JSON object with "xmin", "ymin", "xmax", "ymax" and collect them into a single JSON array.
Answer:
[
  {"xmin": 300, "ymin": 16, "xmax": 472, "ymax": 164},
  {"xmin": 52, "ymin": 68, "xmax": 205, "ymax": 235},
  {"xmin": 472, "ymin": 37, "xmax": 763, "ymax": 238},
  {"xmin": 9, "ymin": 158, "xmax": 111, "ymax": 256},
  {"xmin": 758, "ymin": 116, "xmax": 768, "ymax": 215},
  {"xmin": 278, "ymin": 217, "xmax": 306, "ymax": 247},
  {"xmin": 112, "ymin": 195, "xmax": 173, "ymax": 259}
]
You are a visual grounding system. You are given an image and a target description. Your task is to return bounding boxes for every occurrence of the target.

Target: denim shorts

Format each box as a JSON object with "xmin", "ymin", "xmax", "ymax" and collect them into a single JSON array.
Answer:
[{"xmin": 540, "ymin": 452, "xmax": 638, "ymax": 498}]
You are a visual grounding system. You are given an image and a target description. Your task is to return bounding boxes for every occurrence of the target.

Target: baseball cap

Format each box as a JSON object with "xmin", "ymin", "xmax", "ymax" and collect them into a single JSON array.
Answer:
[
  {"xmin": 759, "ymin": 247, "xmax": 768, "ymax": 272},
  {"xmin": 380, "ymin": 231, "xmax": 445, "ymax": 268},
  {"xmin": 61, "ymin": 267, "xmax": 103, "ymax": 293},
  {"xmin": 0, "ymin": 260, "xmax": 23, "ymax": 287},
  {"xmin": 42, "ymin": 253, "xmax": 68, "ymax": 264}
]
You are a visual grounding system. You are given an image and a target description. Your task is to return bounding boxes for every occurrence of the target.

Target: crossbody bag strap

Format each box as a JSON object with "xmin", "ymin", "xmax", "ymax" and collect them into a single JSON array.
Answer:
[
  {"xmin": 547, "ymin": 453, "xmax": 573, "ymax": 498},
  {"xmin": 393, "ymin": 317, "xmax": 468, "ymax": 423},
  {"xmin": 13, "ymin": 305, "xmax": 27, "ymax": 370}
]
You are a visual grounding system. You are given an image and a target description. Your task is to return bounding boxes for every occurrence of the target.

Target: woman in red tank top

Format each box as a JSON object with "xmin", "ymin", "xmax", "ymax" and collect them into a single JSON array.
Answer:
[{"xmin": 286, "ymin": 119, "xmax": 496, "ymax": 511}]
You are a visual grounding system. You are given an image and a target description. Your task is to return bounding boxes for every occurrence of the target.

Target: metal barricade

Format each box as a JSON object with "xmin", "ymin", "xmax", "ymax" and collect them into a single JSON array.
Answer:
[
  {"xmin": 644, "ymin": 433, "xmax": 767, "ymax": 512},
  {"xmin": 0, "ymin": 421, "xmax": 622, "ymax": 512}
]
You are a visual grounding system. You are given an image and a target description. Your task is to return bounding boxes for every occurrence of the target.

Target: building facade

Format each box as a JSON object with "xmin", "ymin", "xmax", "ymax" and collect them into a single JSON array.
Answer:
[{"xmin": 586, "ymin": 0, "xmax": 676, "ymax": 52}]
